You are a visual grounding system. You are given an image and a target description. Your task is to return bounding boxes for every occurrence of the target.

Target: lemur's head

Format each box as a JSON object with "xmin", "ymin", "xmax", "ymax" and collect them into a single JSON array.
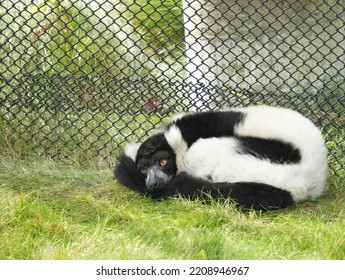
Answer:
[{"xmin": 135, "ymin": 134, "xmax": 177, "ymax": 192}]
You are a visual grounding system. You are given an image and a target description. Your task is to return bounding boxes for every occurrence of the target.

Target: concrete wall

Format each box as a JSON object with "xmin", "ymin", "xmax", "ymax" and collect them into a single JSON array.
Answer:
[{"xmin": 183, "ymin": 0, "xmax": 345, "ymax": 94}]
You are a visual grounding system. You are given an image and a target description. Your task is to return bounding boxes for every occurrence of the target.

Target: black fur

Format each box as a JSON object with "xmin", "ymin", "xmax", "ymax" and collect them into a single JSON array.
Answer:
[
  {"xmin": 136, "ymin": 134, "xmax": 175, "ymax": 161},
  {"xmin": 151, "ymin": 172, "xmax": 294, "ymax": 210},
  {"xmin": 172, "ymin": 111, "xmax": 245, "ymax": 147},
  {"xmin": 237, "ymin": 136, "xmax": 301, "ymax": 164}
]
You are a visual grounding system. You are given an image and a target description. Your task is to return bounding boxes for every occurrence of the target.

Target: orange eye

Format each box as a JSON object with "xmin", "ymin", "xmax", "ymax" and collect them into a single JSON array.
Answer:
[
  {"xmin": 160, "ymin": 159, "xmax": 167, "ymax": 166},
  {"xmin": 140, "ymin": 168, "xmax": 147, "ymax": 174}
]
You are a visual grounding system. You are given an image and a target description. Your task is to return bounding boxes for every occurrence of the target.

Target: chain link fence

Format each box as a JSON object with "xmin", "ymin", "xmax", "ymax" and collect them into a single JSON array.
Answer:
[{"xmin": 0, "ymin": 0, "xmax": 344, "ymax": 175}]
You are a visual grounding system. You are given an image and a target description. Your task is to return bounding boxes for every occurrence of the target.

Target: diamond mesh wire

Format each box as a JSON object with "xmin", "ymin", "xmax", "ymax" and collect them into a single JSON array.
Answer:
[{"xmin": 0, "ymin": 0, "xmax": 344, "ymax": 175}]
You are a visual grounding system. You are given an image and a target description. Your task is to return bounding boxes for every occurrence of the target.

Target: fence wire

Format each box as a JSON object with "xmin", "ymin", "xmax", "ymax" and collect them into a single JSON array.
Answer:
[{"xmin": 0, "ymin": 0, "xmax": 344, "ymax": 175}]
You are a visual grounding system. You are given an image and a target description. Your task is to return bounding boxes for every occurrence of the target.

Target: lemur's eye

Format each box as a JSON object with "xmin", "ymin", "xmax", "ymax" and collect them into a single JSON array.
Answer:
[
  {"xmin": 140, "ymin": 168, "xmax": 148, "ymax": 174},
  {"xmin": 160, "ymin": 159, "xmax": 167, "ymax": 166}
]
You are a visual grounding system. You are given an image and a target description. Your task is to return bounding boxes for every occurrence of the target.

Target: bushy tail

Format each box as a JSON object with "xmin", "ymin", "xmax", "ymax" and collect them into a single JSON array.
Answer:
[{"xmin": 150, "ymin": 172, "xmax": 294, "ymax": 210}]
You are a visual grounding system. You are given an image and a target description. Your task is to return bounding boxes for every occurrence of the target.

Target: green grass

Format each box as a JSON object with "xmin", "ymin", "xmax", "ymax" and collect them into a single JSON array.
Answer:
[{"xmin": 0, "ymin": 151, "xmax": 344, "ymax": 260}]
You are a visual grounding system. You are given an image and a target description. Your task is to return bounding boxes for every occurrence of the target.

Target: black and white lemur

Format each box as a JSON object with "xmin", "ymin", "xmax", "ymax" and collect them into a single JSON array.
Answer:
[{"xmin": 114, "ymin": 105, "xmax": 328, "ymax": 210}]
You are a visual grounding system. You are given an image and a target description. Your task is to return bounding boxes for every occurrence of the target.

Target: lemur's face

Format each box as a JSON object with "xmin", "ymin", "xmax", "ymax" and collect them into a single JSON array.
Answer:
[
  {"xmin": 135, "ymin": 133, "xmax": 177, "ymax": 192},
  {"xmin": 136, "ymin": 150, "xmax": 177, "ymax": 192}
]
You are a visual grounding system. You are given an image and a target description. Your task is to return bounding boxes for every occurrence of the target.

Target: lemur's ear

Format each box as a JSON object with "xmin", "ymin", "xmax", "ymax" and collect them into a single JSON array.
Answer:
[{"xmin": 124, "ymin": 142, "xmax": 140, "ymax": 161}]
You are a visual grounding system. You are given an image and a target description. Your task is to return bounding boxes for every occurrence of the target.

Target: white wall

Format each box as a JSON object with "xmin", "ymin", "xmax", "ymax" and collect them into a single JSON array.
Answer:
[{"xmin": 183, "ymin": 0, "xmax": 345, "ymax": 96}]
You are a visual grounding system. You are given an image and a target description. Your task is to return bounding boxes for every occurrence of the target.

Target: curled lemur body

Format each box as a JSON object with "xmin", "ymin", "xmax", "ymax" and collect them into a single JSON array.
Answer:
[{"xmin": 115, "ymin": 105, "xmax": 328, "ymax": 210}]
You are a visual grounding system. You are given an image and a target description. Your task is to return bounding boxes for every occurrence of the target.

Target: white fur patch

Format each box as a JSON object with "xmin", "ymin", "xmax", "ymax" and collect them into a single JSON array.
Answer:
[
  {"xmin": 164, "ymin": 125, "xmax": 188, "ymax": 173},
  {"xmin": 124, "ymin": 142, "xmax": 140, "ymax": 161}
]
